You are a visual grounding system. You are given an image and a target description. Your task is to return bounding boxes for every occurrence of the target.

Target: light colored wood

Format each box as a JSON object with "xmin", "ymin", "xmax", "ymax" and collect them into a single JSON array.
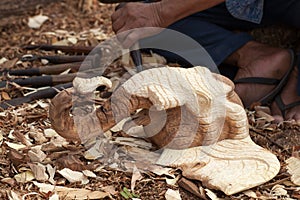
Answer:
[{"xmin": 49, "ymin": 66, "xmax": 280, "ymax": 195}]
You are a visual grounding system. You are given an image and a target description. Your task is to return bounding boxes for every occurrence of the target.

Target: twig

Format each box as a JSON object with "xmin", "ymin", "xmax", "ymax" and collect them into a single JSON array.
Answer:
[{"xmin": 250, "ymin": 127, "xmax": 292, "ymax": 155}]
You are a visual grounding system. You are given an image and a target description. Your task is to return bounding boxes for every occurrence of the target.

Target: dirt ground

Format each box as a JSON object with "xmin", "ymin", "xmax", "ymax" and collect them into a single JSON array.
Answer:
[{"xmin": 0, "ymin": 1, "xmax": 300, "ymax": 200}]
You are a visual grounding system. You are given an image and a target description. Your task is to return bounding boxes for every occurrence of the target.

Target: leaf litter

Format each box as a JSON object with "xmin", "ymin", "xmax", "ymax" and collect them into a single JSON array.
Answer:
[{"xmin": 0, "ymin": 1, "xmax": 300, "ymax": 199}]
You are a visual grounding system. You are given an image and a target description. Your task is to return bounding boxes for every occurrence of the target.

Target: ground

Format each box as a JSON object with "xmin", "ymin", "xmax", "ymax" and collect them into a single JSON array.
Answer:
[{"xmin": 0, "ymin": 1, "xmax": 300, "ymax": 200}]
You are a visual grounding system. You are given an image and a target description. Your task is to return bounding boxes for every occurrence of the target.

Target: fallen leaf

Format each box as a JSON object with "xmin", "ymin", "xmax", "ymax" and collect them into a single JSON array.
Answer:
[
  {"xmin": 0, "ymin": 131, "xmax": 3, "ymax": 146},
  {"xmin": 68, "ymin": 37, "xmax": 78, "ymax": 44},
  {"xmin": 28, "ymin": 146, "xmax": 47, "ymax": 162},
  {"xmin": 177, "ymin": 178, "xmax": 206, "ymax": 199},
  {"xmin": 56, "ymin": 155, "xmax": 87, "ymax": 171},
  {"xmin": 49, "ymin": 193, "xmax": 59, "ymax": 200},
  {"xmin": 166, "ymin": 176, "xmax": 180, "ymax": 186},
  {"xmin": 44, "ymin": 128, "xmax": 59, "ymax": 138},
  {"xmin": 33, "ymin": 181, "xmax": 109, "ymax": 199},
  {"xmin": 286, "ymin": 157, "xmax": 300, "ymax": 186},
  {"xmin": 131, "ymin": 165, "xmax": 143, "ymax": 192},
  {"xmin": 2, "ymin": 91, "xmax": 11, "ymax": 100},
  {"xmin": 102, "ymin": 185, "xmax": 117, "ymax": 195},
  {"xmin": 0, "ymin": 57, "xmax": 8, "ymax": 65},
  {"xmin": 114, "ymin": 137, "xmax": 152, "ymax": 150},
  {"xmin": 5, "ymin": 141, "xmax": 26, "ymax": 150},
  {"xmin": 58, "ymin": 168, "xmax": 89, "ymax": 184},
  {"xmin": 82, "ymin": 170, "xmax": 97, "ymax": 178},
  {"xmin": 28, "ymin": 14, "xmax": 49, "ymax": 29},
  {"xmin": 46, "ymin": 164, "xmax": 56, "ymax": 184},
  {"xmin": 243, "ymin": 190, "xmax": 258, "ymax": 198},
  {"xmin": 1, "ymin": 178, "xmax": 16, "ymax": 186},
  {"xmin": 7, "ymin": 190, "xmax": 21, "ymax": 200},
  {"xmin": 110, "ymin": 118, "xmax": 128, "ymax": 132},
  {"xmin": 165, "ymin": 189, "xmax": 181, "ymax": 200},
  {"xmin": 14, "ymin": 171, "xmax": 35, "ymax": 183},
  {"xmin": 148, "ymin": 165, "xmax": 175, "ymax": 178},
  {"xmin": 271, "ymin": 185, "xmax": 288, "ymax": 196},
  {"xmin": 205, "ymin": 189, "xmax": 221, "ymax": 200},
  {"xmin": 29, "ymin": 163, "xmax": 49, "ymax": 181}
]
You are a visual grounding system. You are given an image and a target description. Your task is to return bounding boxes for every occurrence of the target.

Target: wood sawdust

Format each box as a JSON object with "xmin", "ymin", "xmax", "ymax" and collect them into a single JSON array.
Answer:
[{"xmin": 0, "ymin": 1, "xmax": 300, "ymax": 199}]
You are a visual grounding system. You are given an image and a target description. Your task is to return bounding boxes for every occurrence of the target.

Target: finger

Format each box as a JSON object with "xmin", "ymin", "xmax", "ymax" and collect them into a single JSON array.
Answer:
[
  {"xmin": 122, "ymin": 31, "xmax": 141, "ymax": 49},
  {"xmin": 116, "ymin": 30, "xmax": 132, "ymax": 45}
]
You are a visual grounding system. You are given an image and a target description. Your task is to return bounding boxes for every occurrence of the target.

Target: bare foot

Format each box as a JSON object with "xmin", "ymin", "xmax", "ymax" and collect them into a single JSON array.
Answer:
[
  {"xmin": 271, "ymin": 67, "xmax": 300, "ymax": 123},
  {"xmin": 226, "ymin": 41, "xmax": 300, "ymax": 122}
]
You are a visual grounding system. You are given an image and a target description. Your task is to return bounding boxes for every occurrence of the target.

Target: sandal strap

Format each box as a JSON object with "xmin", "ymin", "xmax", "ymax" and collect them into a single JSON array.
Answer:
[
  {"xmin": 235, "ymin": 49, "xmax": 296, "ymax": 107},
  {"xmin": 275, "ymin": 95, "xmax": 300, "ymax": 118},
  {"xmin": 234, "ymin": 77, "xmax": 280, "ymax": 85}
]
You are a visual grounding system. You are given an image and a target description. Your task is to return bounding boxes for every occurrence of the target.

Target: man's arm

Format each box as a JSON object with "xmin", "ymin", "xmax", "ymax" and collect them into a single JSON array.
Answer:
[{"xmin": 111, "ymin": 0, "xmax": 225, "ymax": 48}]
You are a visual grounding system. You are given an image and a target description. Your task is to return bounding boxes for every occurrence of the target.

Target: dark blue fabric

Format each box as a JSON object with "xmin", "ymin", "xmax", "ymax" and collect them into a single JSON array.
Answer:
[{"xmin": 141, "ymin": 0, "xmax": 300, "ymax": 82}]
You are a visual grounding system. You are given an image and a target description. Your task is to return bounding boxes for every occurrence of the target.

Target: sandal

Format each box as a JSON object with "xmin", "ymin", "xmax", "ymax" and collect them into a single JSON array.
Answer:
[
  {"xmin": 234, "ymin": 49, "xmax": 296, "ymax": 107},
  {"xmin": 273, "ymin": 95, "xmax": 300, "ymax": 118},
  {"xmin": 275, "ymin": 53, "xmax": 300, "ymax": 118}
]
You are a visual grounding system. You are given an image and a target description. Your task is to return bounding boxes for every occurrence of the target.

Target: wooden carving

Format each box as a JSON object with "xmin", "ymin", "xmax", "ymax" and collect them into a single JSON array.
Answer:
[{"xmin": 49, "ymin": 66, "xmax": 280, "ymax": 195}]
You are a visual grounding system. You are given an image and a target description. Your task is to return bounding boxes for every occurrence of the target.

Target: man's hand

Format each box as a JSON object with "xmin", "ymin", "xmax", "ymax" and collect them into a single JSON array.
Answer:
[
  {"xmin": 111, "ymin": 2, "xmax": 166, "ymax": 48},
  {"xmin": 111, "ymin": 0, "xmax": 225, "ymax": 48}
]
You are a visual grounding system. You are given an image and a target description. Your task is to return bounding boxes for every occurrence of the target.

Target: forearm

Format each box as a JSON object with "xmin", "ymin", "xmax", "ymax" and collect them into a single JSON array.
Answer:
[{"xmin": 157, "ymin": 0, "xmax": 225, "ymax": 27}]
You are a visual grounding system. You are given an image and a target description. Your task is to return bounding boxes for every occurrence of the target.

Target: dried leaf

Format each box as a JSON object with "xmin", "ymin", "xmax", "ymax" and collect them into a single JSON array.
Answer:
[
  {"xmin": 205, "ymin": 189, "xmax": 221, "ymax": 200},
  {"xmin": 271, "ymin": 185, "xmax": 288, "ymax": 196},
  {"xmin": 44, "ymin": 128, "xmax": 59, "ymax": 138},
  {"xmin": 286, "ymin": 157, "xmax": 300, "ymax": 186},
  {"xmin": 56, "ymin": 155, "xmax": 87, "ymax": 171},
  {"xmin": 114, "ymin": 137, "xmax": 152, "ymax": 149},
  {"xmin": 7, "ymin": 190, "xmax": 21, "ymax": 200},
  {"xmin": 131, "ymin": 165, "xmax": 143, "ymax": 192},
  {"xmin": 33, "ymin": 181, "xmax": 109, "ymax": 199},
  {"xmin": 28, "ymin": 14, "xmax": 49, "ymax": 29},
  {"xmin": 1, "ymin": 178, "xmax": 16, "ymax": 186},
  {"xmin": 5, "ymin": 141, "xmax": 26, "ymax": 150},
  {"xmin": 46, "ymin": 164, "xmax": 56, "ymax": 184},
  {"xmin": 58, "ymin": 168, "xmax": 89, "ymax": 184},
  {"xmin": 110, "ymin": 118, "xmax": 128, "ymax": 132},
  {"xmin": 0, "ymin": 57, "xmax": 8, "ymax": 65},
  {"xmin": 82, "ymin": 170, "xmax": 97, "ymax": 178},
  {"xmin": 166, "ymin": 176, "xmax": 180, "ymax": 186},
  {"xmin": 165, "ymin": 189, "xmax": 182, "ymax": 200},
  {"xmin": 243, "ymin": 190, "xmax": 258, "ymax": 198},
  {"xmin": 177, "ymin": 178, "xmax": 206, "ymax": 199},
  {"xmin": 148, "ymin": 165, "xmax": 175, "ymax": 178},
  {"xmin": 2, "ymin": 91, "xmax": 11, "ymax": 100},
  {"xmin": 49, "ymin": 193, "xmax": 59, "ymax": 200},
  {"xmin": 14, "ymin": 171, "xmax": 35, "ymax": 183},
  {"xmin": 0, "ymin": 131, "xmax": 3, "ymax": 146},
  {"xmin": 102, "ymin": 185, "xmax": 117, "ymax": 195},
  {"xmin": 67, "ymin": 37, "xmax": 78, "ymax": 44},
  {"xmin": 28, "ymin": 146, "xmax": 47, "ymax": 162},
  {"xmin": 29, "ymin": 163, "xmax": 49, "ymax": 181}
]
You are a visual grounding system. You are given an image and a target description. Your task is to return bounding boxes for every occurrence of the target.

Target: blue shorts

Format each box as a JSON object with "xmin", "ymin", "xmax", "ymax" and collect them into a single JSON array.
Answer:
[{"xmin": 140, "ymin": 0, "xmax": 300, "ymax": 81}]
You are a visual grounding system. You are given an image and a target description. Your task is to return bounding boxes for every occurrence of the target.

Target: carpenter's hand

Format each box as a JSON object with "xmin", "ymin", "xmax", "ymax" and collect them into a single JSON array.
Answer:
[{"xmin": 111, "ymin": 2, "xmax": 166, "ymax": 48}]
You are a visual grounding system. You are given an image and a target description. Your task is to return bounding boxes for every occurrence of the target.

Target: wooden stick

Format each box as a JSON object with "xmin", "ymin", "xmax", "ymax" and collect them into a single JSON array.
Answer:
[
  {"xmin": 0, "ymin": 82, "xmax": 73, "ymax": 109},
  {"xmin": 23, "ymin": 45, "xmax": 94, "ymax": 54},
  {"xmin": 0, "ymin": 73, "xmax": 77, "ymax": 88}
]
